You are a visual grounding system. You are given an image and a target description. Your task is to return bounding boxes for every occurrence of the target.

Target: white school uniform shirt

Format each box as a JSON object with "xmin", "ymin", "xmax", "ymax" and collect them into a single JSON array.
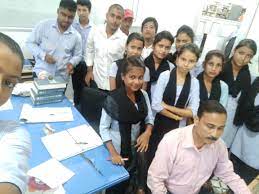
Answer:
[
  {"xmin": 152, "ymin": 70, "xmax": 200, "ymax": 127},
  {"xmin": 141, "ymin": 45, "xmax": 153, "ymax": 60},
  {"xmin": 221, "ymin": 71, "xmax": 252, "ymax": 148},
  {"xmin": 149, "ymin": 61, "xmax": 175, "ymax": 100},
  {"xmin": 199, "ymin": 80, "xmax": 229, "ymax": 108},
  {"xmin": 0, "ymin": 121, "xmax": 31, "ymax": 193},
  {"xmin": 85, "ymin": 24, "xmax": 127, "ymax": 90},
  {"xmin": 231, "ymin": 77, "xmax": 259, "ymax": 170},
  {"xmin": 99, "ymin": 90, "xmax": 154, "ymax": 153}
]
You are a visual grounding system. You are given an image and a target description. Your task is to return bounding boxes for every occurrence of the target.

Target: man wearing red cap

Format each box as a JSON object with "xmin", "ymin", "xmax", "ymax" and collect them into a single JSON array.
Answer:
[{"xmin": 120, "ymin": 9, "xmax": 134, "ymax": 35}]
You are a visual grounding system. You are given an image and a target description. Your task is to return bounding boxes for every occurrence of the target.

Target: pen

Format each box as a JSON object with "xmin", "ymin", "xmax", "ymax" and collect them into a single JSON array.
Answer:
[
  {"xmin": 107, "ymin": 157, "xmax": 129, "ymax": 161},
  {"xmin": 75, "ymin": 142, "xmax": 88, "ymax": 145}
]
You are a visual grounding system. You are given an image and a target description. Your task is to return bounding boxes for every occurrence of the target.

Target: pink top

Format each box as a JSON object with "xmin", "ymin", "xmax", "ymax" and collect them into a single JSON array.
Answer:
[{"xmin": 147, "ymin": 125, "xmax": 251, "ymax": 194}]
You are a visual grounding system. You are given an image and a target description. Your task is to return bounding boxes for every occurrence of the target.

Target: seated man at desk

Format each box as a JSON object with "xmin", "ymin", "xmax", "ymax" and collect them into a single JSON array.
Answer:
[
  {"xmin": 147, "ymin": 100, "xmax": 251, "ymax": 194},
  {"xmin": 26, "ymin": 0, "xmax": 82, "ymax": 81},
  {"xmin": 0, "ymin": 33, "xmax": 31, "ymax": 194}
]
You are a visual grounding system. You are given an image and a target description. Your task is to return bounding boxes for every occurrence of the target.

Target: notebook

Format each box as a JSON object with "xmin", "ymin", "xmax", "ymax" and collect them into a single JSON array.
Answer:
[{"xmin": 41, "ymin": 124, "xmax": 103, "ymax": 161}]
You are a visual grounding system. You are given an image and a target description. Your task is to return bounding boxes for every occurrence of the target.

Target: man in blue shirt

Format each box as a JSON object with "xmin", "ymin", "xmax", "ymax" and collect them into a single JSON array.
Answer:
[
  {"xmin": 72, "ymin": 0, "xmax": 92, "ymax": 105},
  {"xmin": 26, "ymin": 0, "xmax": 82, "ymax": 81},
  {"xmin": 0, "ymin": 32, "xmax": 31, "ymax": 194}
]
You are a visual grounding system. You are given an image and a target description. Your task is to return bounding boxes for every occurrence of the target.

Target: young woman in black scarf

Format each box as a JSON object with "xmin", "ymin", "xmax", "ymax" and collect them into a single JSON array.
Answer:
[
  {"xmin": 109, "ymin": 32, "xmax": 150, "ymax": 91},
  {"xmin": 219, "ymin": 39, "xmax": 257, "ymax": 148},
  {"xmin": 148, "ymin": 43, "xmax": 200, "ymax": 164},
  {"xmin": 167, "ymin": 25, "xmax": 194, "ymax": 65},
  {"xmin": 144, "ymin": 31, "xmax": 174, "ymax": 99},
  {"xmin": 197, "ymin": 50, "xmax": 228, "ymax": 107},
  {"xmin": 100, "ymin": 56, "xmax": 154, "ymax": 194},
  {"xmin": 231, "ymin": 76, "xmax": 259, "ymax": 184}
]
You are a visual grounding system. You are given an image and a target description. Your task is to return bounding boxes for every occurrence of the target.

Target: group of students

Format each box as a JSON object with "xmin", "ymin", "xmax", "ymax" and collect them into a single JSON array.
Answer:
[
  {"xmin": 0, "ymin": 0, "xmax": 258, "ymax": 194},
  {"xmin": 98, "ymin": 18, "xmax": 258, "ymax": 192}
]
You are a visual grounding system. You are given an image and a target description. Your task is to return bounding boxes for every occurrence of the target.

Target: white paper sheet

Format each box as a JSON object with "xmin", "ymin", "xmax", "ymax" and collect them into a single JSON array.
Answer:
[
  {"xmin": 27, "ymin": 159, "xmax": 74, "ymax": 189},
  {"xmin": 12, "ymin": 82, "xmax": 33, "ymax": 96},
  {"xmin": 42, "ymin": 124, "xmax": 103, "ymax": 161},
  {"xmin": 0, "ymin": 99, "xmax": 13, "ymax": 111},
  {"xmin": 19, "ymin": 104, "xmax": 73, "ymax": 123}
]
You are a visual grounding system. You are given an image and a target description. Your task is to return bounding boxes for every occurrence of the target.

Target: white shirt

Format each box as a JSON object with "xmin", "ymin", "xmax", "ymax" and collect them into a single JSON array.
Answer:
[
  {"xmin": 152, "ymin": 70, "xmax": 200, "ymax": 127},
  {"xmin": 141, "ymin": 45, "xmax": 153, "ymax": 60},
  {"xmin": 0, "ymin": 121, "xmax": 31, "ymax": 193},
  {"xmin": 85, "ymin": 24, "xmax": 127, "ymax": 90}
]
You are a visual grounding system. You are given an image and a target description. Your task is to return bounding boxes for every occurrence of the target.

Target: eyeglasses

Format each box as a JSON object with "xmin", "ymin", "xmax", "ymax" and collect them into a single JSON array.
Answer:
[
  {"xmin": 0, "ymin": 72, "xmax": 21, "ymax": 90},
  {"xmin": 1, "ymin": 80, "xmax": 18, "ymax": 89},
  {"xmin": 0, "ymin": 77, "xmax": 20, "ymax": 90}
]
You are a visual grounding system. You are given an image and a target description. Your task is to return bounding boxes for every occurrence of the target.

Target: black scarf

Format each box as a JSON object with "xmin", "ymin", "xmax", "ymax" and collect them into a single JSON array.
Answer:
[
  {"xmin": 220, "ymin": 59, "xmax": 251, "ymax": 98},
  {"xmin": 154, "ymin": 68, "xmax": 191, "ymax": 134},
  {"xmin": 234, "ymin": 77, "xmax": 259, "ymax": 132},
  {"xmin": 166, "ymin": 51, "xmax": 178, "ymax": 65},
  {"xmin": 144, "ymin": 52, "xmax": 170, "ymax": 97},
  {"xmin": 197, "ymin": 72, "xmax": 221, "ymax": 103},
  {"xmin": 103, "ymin": 86, "xmax": 148, "ymax": 165},
  {"xmin": 115, "ymin": 58, "xmax": 126, "ymax": 89}
]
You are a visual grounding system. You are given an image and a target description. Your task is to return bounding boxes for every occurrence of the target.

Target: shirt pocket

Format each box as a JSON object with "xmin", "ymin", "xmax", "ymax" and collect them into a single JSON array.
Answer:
[
  {"xmin": 62, "ymin": 37, "xmax": 75, "ymax": 55},
  {"xmin": 170, "ymin": 152, "xmax": 197, "ymax": 185},
  {"xmin": 41, "ymin": 35, "xmax": 56, "ymax": 52}
]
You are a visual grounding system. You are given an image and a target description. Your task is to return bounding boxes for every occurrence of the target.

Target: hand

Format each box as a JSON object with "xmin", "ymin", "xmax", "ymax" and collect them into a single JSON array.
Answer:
[
  {"xmin": 38, "ymin": 71, "xmax": 49, "ymax": 79},
  {"xmin": 44, "ymin": 54, "xmax": 56, "ymax": 64},
  {"xmin": 135, "ymin": 130, "xmax": 151, "ymax": 152},
  {"xmin": 171, "ymin": 113, "xmax": 183, "ymax": 121},
  {"xmin": 110, "ymin": 153, "xmax": 125, "ymax": 166},
  {"xmin": 66, "ymin": 63, "xmax": 74, "ymax": 75},
  {"xmin": 162, "ymin": 102, "xmax": 183, "ymax": 121},
  {"xmin": 84, "ymin": 70, "xmax": 94, "ymax": 86}
]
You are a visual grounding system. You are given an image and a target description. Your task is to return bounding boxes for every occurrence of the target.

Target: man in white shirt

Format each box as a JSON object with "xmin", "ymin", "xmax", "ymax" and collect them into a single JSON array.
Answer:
[
  {"xmin": 141, "ymin": 17, "xmax": 158, "ymax": 59},
  {"xmin": 84, "ymin": 4, "xmax": 127, "ymax": 91},
  {"xmin": 0, "ymin": 32, "xmax": 31, "ymax": 194}
]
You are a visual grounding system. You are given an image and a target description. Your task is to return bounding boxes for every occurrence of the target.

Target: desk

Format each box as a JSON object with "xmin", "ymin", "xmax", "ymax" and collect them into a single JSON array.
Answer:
[{"xmin": 0, "ymin": 96, "xmax": 129, "ymax": 194}]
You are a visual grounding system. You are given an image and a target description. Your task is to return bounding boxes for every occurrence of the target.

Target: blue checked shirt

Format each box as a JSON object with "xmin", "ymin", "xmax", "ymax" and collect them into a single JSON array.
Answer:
[
  {"xmin": 72, "ymin": 19, "xmax": 92, "ymax": 58},
  {"xmin": 26, "ymin": 19, "xmax": 82, "ymax": 81}
]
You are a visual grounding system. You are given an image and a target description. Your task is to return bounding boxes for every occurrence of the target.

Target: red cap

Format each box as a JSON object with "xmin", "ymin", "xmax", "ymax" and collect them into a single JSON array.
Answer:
[{"xmin": 124, "ymin": 9, "xmax": 134, "ymax": 19}]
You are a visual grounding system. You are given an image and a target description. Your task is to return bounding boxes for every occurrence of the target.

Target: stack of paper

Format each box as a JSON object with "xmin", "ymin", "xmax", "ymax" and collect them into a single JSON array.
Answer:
[
  {"xmin": 27, "ymin": 159, "xmax": 74, "ymax": 189},
  {"xmin": 12, "ymin": 82, "xmax": 33, "ymax": 96},
  {"xmin": 19, "ymin": 104, "xmax": 73, "ymax": 123},
  {"xmin": 42, "ymin": 124, "xmax": 103, "ymax": 161}
]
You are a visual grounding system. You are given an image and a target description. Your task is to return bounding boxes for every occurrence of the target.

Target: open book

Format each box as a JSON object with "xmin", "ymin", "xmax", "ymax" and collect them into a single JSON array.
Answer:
[{"xmin": 41, "ymin": 124, "xmax": 103, "ymax": 161}]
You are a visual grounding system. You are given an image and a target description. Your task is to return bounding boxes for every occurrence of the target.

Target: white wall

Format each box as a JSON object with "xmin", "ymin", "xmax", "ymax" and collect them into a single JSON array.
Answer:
[{"xmin": 91, "ymin": 0, "xmax": 204, "ymax": 35}]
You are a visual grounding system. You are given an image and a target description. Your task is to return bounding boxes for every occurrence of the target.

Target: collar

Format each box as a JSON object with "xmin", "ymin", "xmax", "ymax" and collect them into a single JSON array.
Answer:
[
  {"xmin": 102, "ymin": 24, "xmax": 124, "ymax": 39},
  {"xmin": 182, "ymin": 125, "xmax": 217, "ymax": 151},
  {"xmin": 144, "ymin": 45, "xmax": 153, "ymax": 49},
  {"xmin": 75, "ymin": 19, "xmax": 92, "ymax": 29},
  {"xmin": 182, "ymin": 125, "xmax": 195, "ymax": 148},
  {"xmin": 52, "ymin": 20, "xmax": 73, "ymax": 34}
]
